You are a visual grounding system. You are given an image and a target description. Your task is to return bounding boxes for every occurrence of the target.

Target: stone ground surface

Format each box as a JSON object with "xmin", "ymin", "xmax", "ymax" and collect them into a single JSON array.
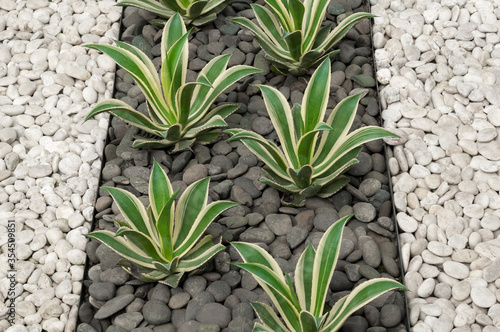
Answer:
[
  {"xmin": 3, "ymin": 0, "xmax": 500, "ymax": 330},
  {"xmin": 0, "ymin": 0, "xmax": 120, "ymax": 331},
  {"xmin": 372, "ymin": 0, "xmax": 500, "ymax": 330}
]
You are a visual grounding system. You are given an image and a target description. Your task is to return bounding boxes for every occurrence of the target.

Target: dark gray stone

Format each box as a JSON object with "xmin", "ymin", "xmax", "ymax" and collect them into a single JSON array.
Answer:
[
  {"xmin": 196, "ymin": 303, "xmax": 231, "ymax": 328},
  {"xmin": 380, "ymin": 304, "xmax": 402, "ymax": 328},
  {"xmin": 207, "ymin": 280, "xmax": 231, "ymax": 302},
  {"xmin": 313, "ymin": 208, "xmax": 339, "ymax": 231},
  {"xmin": 353, "ymin": 202, "xmax": 376, "ymax": 222},
  {"xmin": 143, "ymin": 300, "xmax": 171, "ymax": 325},
  {"xmin": 265, "ymin": 214, "xmax": 292, "ymax": 236},
  {"xmin": 88, "ymin": 282, "xmax": 116, "ymax": 301},
  {"xmin": 99, "ymin": 266, "xmax": 130, "ymax": 285},
  {"xmin": 172, "ymin": 151, "xmax": 193, "ymax": 173},
  {"xmin": 169, "ymin": 292, "xmax": 191, "ymax": 309},
  {"xmin": 94, "ymin": 294, "xmax": 135, "ymax": 319},
  {"xmin": 286, "ymin": 226, "xmax": 309, "ymax": 249},
  {"xmin": 363, "ymin": 241, "xmax": 382, "ymax": 268},
  {"xmin": 239, "ymin": 228, "xmax": 275, "ymax": 244},
  {"xmin": 150, "ymin": 283, "xmax": 171, "ymax": 303}
]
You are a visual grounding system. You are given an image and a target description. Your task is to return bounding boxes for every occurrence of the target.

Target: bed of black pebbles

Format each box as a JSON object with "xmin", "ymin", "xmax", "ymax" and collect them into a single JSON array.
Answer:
[{"xmin": 76, "ymin": 1, "xmax": 408, "ymax": 331}]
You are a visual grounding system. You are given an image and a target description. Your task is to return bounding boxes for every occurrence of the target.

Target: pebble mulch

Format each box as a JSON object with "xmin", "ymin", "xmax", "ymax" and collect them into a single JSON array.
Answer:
[
  {"xmin": 372, "ymin": 0, "xmax": 500, "ymax": 330},
  {"xmin": 76, "ymin": 1, "xmax": 408, "ymax": 331},
  {"xmin": 0, "ymin": 0, "xmax": 120, "ymax": 331}
]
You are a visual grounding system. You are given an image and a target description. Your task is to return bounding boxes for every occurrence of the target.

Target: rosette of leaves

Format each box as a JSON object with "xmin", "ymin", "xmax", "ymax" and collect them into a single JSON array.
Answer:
[
  {"xmin": 231, "ymin": 0, "xmax": 374, "ymax": 75},
  {"xmin": 86, "ymin": 14, "xmax": 260, "ymax": 151},
  {"xmin": 87, "ymin": 161, "xmax": 238, "ymax": 287},
  {"xmin": 231, "ymin": 214, "xmax": 407, "ymax": 332},
  {"xmin": 116, "ymin": 0, "xmax": 229, "ymax": 27},
  {"xmin": 225, "ymin": 59, "xmax": 398, "ymax": 206}
]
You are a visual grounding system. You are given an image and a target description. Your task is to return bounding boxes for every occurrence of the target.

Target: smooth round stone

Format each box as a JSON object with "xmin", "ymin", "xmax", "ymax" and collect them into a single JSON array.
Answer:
[
  {"xmin": 353, "ymin": 202, "xmax": 376, "ymax": 222},
  {"xmin": 452, "ymin": 280, "xmax": 471, "ymax": 301},
  {"xmin": 470, "ymin": 287, "xmax": 496, "ymax": 308},
  {"xmin": 396, "ymin": 212, "xmax": 418, "ymax": 232},
  {"xmin": 417, "ymin": 278, "xmax": 435, "ymax": 297},
  {"xmin": 427, "ymin": 241, "xmax": 453, "ymax": 257},
  {"xmin": 443, "ymin": 261, "xmax": 469, "ymax": 279}
]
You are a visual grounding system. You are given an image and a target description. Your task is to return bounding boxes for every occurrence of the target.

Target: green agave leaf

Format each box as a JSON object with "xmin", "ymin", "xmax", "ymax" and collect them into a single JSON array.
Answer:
[
  {"xmin": 312, "ymin": 23, "xmax": 332, "ymax": 49},
  {"xmin": 253, "ymin": 322, "xmax": 277, "ymax": 332},
  {"xmin": 88, "ymin": 230, "xmax": 156, "ymax": 269},
  {"xmin": 165, "ymin": 123, "xmax": 182, "ymax": 141},
  {"xmin": 162, "ymin": 12, "xmax": 187, "ymax": 53},
  {"xmin": 190, "ymin": 54, "xmax": 231, "ymax": 113},
  {"xmin": 153, "ymin": 261, "xmax": 173, "ymax": 274},
  {"xmin": 295, "ymin": 244, "xmax": 315, "ymax": 311},
  {"xmin": 115, "ymin": 40, "xmax": 160, "ymax": 87},
  {"xmin": 171, "ymin": 138, "xmax": 197, "ymax": 152},
  {"xmin": 174, "ymin": 200, "xmax": 238, "ymax": 256},
  {"xmin": 132, "ymin": 136, "xmax": 183, "ymax": 149},
  {"xmin": 190, "ymin": 65, "xmax": 261, "ymax": 124},
  {"xmin": 315, "ymin": 176, "xmax": 350, "ymax": 198},
  {"xmin": 176, "ymin": 236, "xmax": 225, "ymax": 272},
  {"xmin": 149, "ymin": 160, "xmax": 174, "ymax": 218},
  {"xmin": 230, "ymin": 17, "xmax": 292, "ymax": 62},
  {"xmin": 316, "ymin": 126, "xmax": 397, "ymax": 175},
  {"xmin": 196, "ymin": 103, "xmax": 239, "ymax": 127},
  {"xmin": 225, "ymin": 129, "xmax": 289, "ymax": 180},
  {"xmin": 261, "ymin": 167, "xmax": 294, "ymax": 187},
  {"xmin": 159, "ymin": 272, "xmax": 184, "ymax": 287},
  {"xmin": 190, "ymin": 13, "xmax": 217, "ymax": 26},
  {"xmin": 259, "ymin": 177, "xmax": 296, "ymax": 194},
  {"xmin": 313, "ymin": 94, "xmax": 361, "ymax": 166},
  {"xmin": 233, "ymin": 262, "xmax": 301, "ymax": 331},
  {"xmin": 102, "ymin": 186, "xmax": 152, "ymax": 237},
  {"xmin": 86, "ymin": 99, "xmax": 168, "ymax": 136},
  {"xmin": 186, "ymin": 0, "xmax": 207, "ymax": 18},
  {"xmin": 86, "ymin": 44, "xmax": 169, "ymax": 124},
  {"xmin": 291, "ymin": 103, "xmax": 303, "ymax": 141},
  {"xmin": 298, "ymin": 49, "xmax": 325, "ymax": 70},
  {"xmin": 162, "ymin": 27, "xmax": 190, "ymax": 115},
  {"xmin": 184, "ymin": 114, "xmax": 227, "ymax": 137},
  {"xmin": 288, "ymin": 0, "xmax": 305, "ymax": 30},
  {"xmin": 297, "ymin": 183, "xmax": 322, "ymax": 198},
  {"xmin": 323, "ymin": 278, "xmax": 406, "ymax": 331},
  {"xmin": 200, "ymin": 0, "xmax": 228, "ymax": 15},
  {"xmin": 296, "ymin": 122, "xmax": 331, "ymax": 166},
  {"xmin": 116, "ymin": 0, "xmax": 178, "ymax": 18},
  {"xmin": 310, "ymin": 214, "xmax": 352, "ymax": 317},
  {"xmin": 301, "ymin": 59, "xmax": 331, "ymax": 133},
  {"xmin": 301, "ymin": 0, "xmax": 330, "ymax": 52},
  {"xmin": 251, "ymin": 302, "xmax": 289, "ymax": 332},
  {"xmin": 263, "ymin": 0, "xmax": 294, "ymax": 32},
  {"xmin": 287, "ymin": 165, "xmax": 313, "ymax": 189},
  {"xmin": 257, "ymin": 84, "xmax": 299, "ymax": 169},
  {"xmin": 173, "ymin": 177, "xmax": 210, "ymax": 247},
  {"xmin": 319, "ymin": 13, "xmax": 376, "ymax": 51},
  {"xmin": 175, "ymin": 81, "xmax": 206, "ymax": 127},
  {"xmin": 299, "ymin": 310, "xmax": 320, "ymax": 332},
  {"xmin": 115, "ymin": 228, "xmax": 164, "ymax": 263},
  {"xmin": 156, "ymin": 188, "xmax": 180, "ymax": 261},
  {"xmin": 251, "ymin": 4, "xmax": 287, "ymax": 49},
  {"xmin": 283, "ymin": 30, "xmax": 303, "ymax": 61},
  {"xmin": 192, "ymin": 130, "xmax": 221, "ymax": 145}
]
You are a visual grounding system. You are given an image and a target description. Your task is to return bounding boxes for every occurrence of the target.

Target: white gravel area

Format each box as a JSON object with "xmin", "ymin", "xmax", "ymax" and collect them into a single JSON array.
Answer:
[
  {"xmin": 0, "ymin": 0, "xmax": 120, "ymax": 330},
  {"xmin": 372, "ymin": 0, "xmax": 500, "ymax": 330}
]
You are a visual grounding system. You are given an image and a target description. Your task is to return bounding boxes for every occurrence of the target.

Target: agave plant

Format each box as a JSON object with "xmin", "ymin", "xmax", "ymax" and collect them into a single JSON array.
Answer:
[
  {"xmin": 86, "ymin": 14, "xmax": 260, "ymax": 151},
  {"xmin": 226, "ymin": 59, "xmax": 397, "ymax": 206},
  {"xmin": 232, "ymin": 214, "xmax": 406, "ymax": 332},
  {"xmin": 231, "ymin": 0, "xmax": 374, "ymax": 75},
  {"xmin": 116, "ymin": 0, "xmax": 229, "ymax": 27},
  {"xmin": 87, "ymin": 161, "xmax": 238, "ymax": 287}
]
